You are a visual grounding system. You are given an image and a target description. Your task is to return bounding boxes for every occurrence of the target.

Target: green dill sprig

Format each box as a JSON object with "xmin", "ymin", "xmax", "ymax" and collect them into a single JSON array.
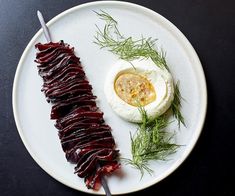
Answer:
[
  {"xmin": 171, "ymin": 81, "xmax": 185, "ymax": 127},
  {"xmin": 94, "ymin": 10, "xmax": 168, "ymax": 69},
  {"xmin": 123, "ymin": 107, "xmax": 179, "ymax": 177}
]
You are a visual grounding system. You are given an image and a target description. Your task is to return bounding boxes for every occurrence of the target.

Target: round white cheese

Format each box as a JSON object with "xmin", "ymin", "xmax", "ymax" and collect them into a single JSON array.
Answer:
[{"xmin": 104, "ymin": 58, "xmax": 174, "ymax": 123}]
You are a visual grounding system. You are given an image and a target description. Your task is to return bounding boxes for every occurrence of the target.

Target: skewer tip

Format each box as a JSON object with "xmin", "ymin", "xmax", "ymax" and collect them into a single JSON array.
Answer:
[
  {"xmin": 37, "ymin": 10, "xmax": 52, "ymax": 43},
  {"xmin": 37, "ymin": 10, "xmax": 41, "ymax": 17}
]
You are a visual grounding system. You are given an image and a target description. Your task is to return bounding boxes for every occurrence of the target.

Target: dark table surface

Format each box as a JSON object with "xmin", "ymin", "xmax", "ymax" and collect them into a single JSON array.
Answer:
[{"xmin": 1, "ymin": 0, "xmax": 234, "ymax": 195}]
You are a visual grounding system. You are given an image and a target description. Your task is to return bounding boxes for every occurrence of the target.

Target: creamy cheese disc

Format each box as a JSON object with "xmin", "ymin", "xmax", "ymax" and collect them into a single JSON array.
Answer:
[{"xmin": 104, "ymin": 58, "xmax": 174, "ymax": 123}]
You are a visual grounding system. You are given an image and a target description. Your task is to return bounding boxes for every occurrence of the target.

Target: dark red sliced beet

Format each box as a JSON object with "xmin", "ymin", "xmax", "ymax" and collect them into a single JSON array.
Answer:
[
  {"xmin": 35, "ymin": 41, "xmax": 120, "ymax": 191},
  {"xmin": 58, "ymin": 121, "xmax": 100, "ymax": 138},
  {"xmin": 50, "ymin": 100, "xmax": 97, "ymax": 119},
  {"xmin": 63, "ymin": 137, "xmax": 115, "ymax": 153},
  {"xmin": 47, "ymin": 83, "xmax": 92, "ymax": 99},
  {"xmin": 37, "ymin": 53, "xmax": 71, "ymax": 71},
  {"xmin": 39, "ymin": 55, "xmax": 80, "ymax": 78},
  {"xmin": 43, "ymin": 65, "xmax": 85, "ymax": 86},
  {"xmin": 36, "ymin": 47, "xmax": 73, "ymax": 64},
  {"xmin": 42, "ymin": 76, "xmax": 88, "ymax": 92},
  {"xmin": 75, "ymin": 149, "xmax": 118, "ymax": 178},
  {"xmin": 61, "ymin": 129, "xmax": 112, "ymax": 144},
  {"xmin": 66, "ymin": 147, "xmax": 98, "ymax": 164},
  {"xmin": 71, "ymin": 137, "xmax": 115, "ymax": 150},
  {"xmin": 57, "ymin": 111, "xmax": 104, "ymax": 128},
  {"xmin": 59, "ymin": 124, "xmax": 110, "ymax": 139},
  {"xmin": 45, "ymin": 81, "xmax": 90, "ymax": 97},
  {"xmin": 61, "ymin": 132, "xmax": 112, "ymax": 152},
  {"xmin": 35, "ymin": 41, "xmax": 64, "ymax": 54}
]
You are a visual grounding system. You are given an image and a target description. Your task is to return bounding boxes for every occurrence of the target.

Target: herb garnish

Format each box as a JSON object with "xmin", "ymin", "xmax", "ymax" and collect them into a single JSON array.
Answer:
[
  {"xmin": 171, "ymin": 82, "xmax": 185, "ymax": 127},
  {"xmin": 123, "ymin": 107, "xmax": 179, "ymax": 177},
  {"xmin": 94, "ymin": 10, "xmax": 168, "ymax": 69},
  {"xmin": 94, "ymin": 10, "xmax": 185, "ymax": 175}
]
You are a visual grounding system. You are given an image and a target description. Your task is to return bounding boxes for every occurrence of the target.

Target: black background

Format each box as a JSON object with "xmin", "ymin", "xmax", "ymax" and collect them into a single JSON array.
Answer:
[{"xmin": 0, "ymin": 0, "xmax": 234, "ymax": 195}]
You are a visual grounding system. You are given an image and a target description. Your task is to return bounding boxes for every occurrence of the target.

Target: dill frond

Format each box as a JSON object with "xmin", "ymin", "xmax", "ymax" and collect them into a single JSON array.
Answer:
[
  {"xmin": 125, "ymin": 109, "xmax": 179, "ymax": 176},
  {"xmin": 171, "ymin": 81, "xmax": 185, "ymax": 127},
  {"xmin": 94, "ymin": 10, "xmax": 168, "ymax": 69}
]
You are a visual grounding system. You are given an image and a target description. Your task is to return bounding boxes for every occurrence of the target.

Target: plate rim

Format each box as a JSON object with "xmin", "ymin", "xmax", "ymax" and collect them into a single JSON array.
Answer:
[{"xmin": 12, "ymin": 1, "xmax": 207, "ymax": 195}]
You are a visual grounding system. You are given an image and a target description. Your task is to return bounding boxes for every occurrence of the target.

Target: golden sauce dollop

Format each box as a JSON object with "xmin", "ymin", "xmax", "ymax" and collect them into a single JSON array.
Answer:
[{"xmin": 114, "ymin": 72, "xmax": 156, "ymax": 106}]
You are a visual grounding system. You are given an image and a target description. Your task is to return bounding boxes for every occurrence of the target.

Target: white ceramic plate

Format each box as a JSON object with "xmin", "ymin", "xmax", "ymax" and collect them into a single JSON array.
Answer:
[{"xmin": 12, "ymin": 1, "xmax": 207, "ymax": 195}]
